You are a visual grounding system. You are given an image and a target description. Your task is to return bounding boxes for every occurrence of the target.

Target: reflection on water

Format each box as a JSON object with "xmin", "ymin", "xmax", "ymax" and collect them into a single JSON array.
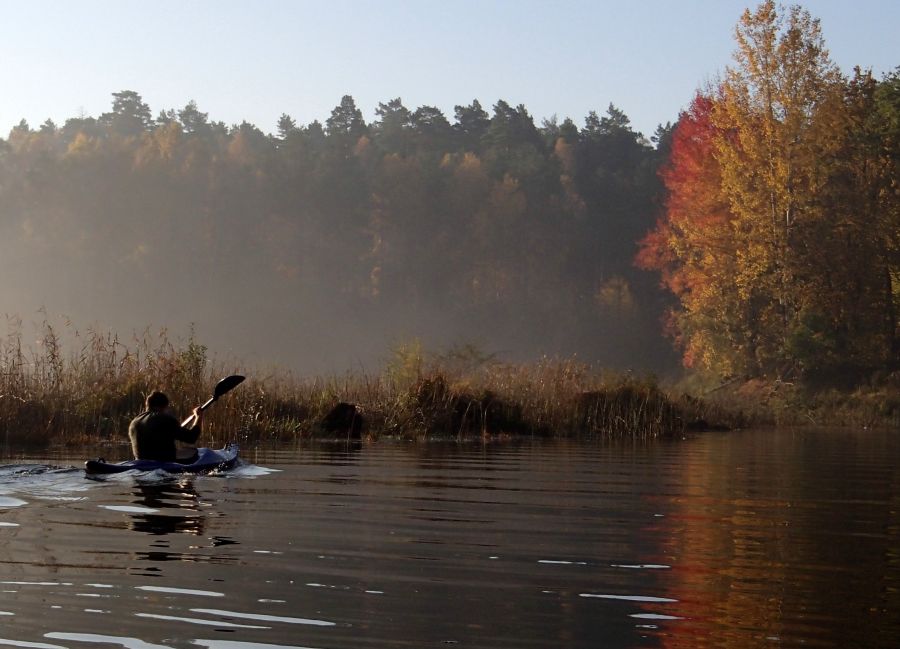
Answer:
[
  {"xmin": 127, "ymin": 481, "xmax": 204, "ymax": 536},
  {"xmin": 0, "ymin": 431, "xmax": 897, "ymax": 648},
  {"xmin": 644, "ymin": 430, "xmax": 900, "ymax": 649},
  {"xmin": 44, "ymin": 634, "xmax": 168, "ymax": 649},
  {"xmin": 135, "ymin": 586, "xmax": 223, "ymax": 597}
]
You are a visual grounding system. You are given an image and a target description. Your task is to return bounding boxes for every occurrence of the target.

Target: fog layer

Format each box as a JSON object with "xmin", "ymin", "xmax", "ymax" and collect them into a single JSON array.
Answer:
[{"xmin": 0, "ymin": 93, "xmax": 677, "ymax": 374}]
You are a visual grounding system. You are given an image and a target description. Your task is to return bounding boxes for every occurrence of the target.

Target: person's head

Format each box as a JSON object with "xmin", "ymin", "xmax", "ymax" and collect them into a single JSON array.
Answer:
[{"xmin": 145, "ymin": 391, "xmax": 169, "ymax": 411}]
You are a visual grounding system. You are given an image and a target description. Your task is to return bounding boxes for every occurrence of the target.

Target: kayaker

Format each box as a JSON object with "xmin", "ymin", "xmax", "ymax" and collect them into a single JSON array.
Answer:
[{"xmin": 129, "ymin": 391, "xmax": 203, "ymax": 462}]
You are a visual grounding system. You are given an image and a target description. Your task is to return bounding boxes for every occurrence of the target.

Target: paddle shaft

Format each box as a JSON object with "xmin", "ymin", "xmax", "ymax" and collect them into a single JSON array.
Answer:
[
  {"xmin": 181, "ymin": 375, "xmax": 245, "ymax": 427},
  {"xmin": 180, "ymin": 398, "xmax": 214, "ymax": 427}
]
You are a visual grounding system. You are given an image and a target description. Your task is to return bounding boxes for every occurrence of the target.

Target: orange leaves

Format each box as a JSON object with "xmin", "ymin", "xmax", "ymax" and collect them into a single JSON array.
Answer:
[
  {"xmin": 639, "ymin": 93, "xmax": 734, "ymax": 295},
  {"xmin": 640, "ymin": 2, "xmax": 897, "ymax": 378},
  {"xmin": 637, "ymin": 91, "xmax": 755, "ymax": 375}
]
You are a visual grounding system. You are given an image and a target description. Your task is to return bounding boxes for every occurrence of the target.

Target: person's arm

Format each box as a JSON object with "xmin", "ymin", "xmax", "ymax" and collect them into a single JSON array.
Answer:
[{"xmin": 174, "ymin": 407, "xmax": 203, "ymax": 444}]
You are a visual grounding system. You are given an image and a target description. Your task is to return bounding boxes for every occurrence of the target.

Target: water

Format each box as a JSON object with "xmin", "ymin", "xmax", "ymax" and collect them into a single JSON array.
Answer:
[{"xmin": 0, "ymin": 428, "xmax": 898, "ymax": 648}]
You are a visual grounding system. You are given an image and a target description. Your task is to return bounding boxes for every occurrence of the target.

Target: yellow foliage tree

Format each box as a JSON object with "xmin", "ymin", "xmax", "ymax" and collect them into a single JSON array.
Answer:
[{"xmin": 713, "ymin": 0, "xmax": 845, "ymax": 375}]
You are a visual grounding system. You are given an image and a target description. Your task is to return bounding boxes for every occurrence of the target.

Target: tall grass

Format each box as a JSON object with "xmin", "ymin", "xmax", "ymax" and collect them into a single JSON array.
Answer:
[
  {"xmin": 0, "ymin": 316, "xmax": 226, "ymax": 447},
  {"xmin": 0, "ymin": 321, "xmax": 726, "ymax": 449},
  {"xmin": 250, "ymin": 343, "xmax": 723, "ymax": 440}
]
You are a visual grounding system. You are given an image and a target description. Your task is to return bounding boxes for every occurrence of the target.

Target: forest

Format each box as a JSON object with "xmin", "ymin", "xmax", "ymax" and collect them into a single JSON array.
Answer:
[
  {"xmin": 0, "ymin": 87, "xmax": 674, "ymax": 375},
  {"xmin": 0, "ymin": 0, "xmax": 897, "ymax": 393}
]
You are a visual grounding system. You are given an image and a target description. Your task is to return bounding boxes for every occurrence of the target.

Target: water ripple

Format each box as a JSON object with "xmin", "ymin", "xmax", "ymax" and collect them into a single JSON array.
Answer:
[
  {"xmin": 135, "ymin": 586, "xmax": 224, "ymax": 597},
  {"xmin": 44, "ymin": 634, "xmax": 171, "ymax": 649},
  {"xmin": 189, "ymin": 608, "xmax": 337, "ymax": 626},
  {"xmin": 133, "ymin": 613, "xmax": 268, "ymax": 629},
  {"xmin": 0, "ymin": 432, "xmax": 897, "ymax": 648},
  {"xmin": 192, "ymin": 641, "xmax": 324, "ymax": 649},
  {"xmin": 0, "ymin": 640, "xmax": 68, "ymax": 649},
  {"xmin": 580, "ymin": 594, "xmax": 679, "ymax": 603}
]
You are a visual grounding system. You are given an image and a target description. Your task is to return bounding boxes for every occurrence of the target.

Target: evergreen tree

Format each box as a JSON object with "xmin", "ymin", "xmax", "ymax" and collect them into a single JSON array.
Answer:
[
  {"xmin": 101, "ymin": 90, "xmax": 152, "ymax": 136},
  {"xmin": 276, "ymin": 113, "xmax": 298, "ymax": 140},
  {"xmin": 453, "ymin": 99, "xmax": 490, "ymax": 151},
  {"xmin": 326, "ymin": 95, "xmax": 366, "ymax": 138}
]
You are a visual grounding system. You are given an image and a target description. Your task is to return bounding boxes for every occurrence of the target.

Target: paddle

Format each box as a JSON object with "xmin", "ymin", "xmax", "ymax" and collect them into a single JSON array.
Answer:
[{"xmin": 181, "ymin": 374, "xmax": 246, "ymax": 427}]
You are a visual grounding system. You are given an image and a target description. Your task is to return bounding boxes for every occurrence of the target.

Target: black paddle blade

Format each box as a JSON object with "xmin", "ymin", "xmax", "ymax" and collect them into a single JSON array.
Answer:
[{"xmin": 214, "ymin": 375, "xmax": 245, "ymax": 399}]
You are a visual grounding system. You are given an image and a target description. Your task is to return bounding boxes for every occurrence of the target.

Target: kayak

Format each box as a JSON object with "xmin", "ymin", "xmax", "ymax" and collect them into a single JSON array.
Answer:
[{"xmin": 84, "ymin": 444, "xmax": 240, "ymax": 475}]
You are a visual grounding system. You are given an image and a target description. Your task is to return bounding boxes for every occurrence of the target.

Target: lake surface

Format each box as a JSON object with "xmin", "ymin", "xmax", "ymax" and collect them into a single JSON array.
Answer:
[{"xmin": 0, "ymin": 428, "xmax": 898, "ymax": 648}]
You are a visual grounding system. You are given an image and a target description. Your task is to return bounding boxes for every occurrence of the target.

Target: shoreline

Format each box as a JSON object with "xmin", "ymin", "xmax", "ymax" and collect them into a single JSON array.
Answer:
[{"xmin": 1, "ymin": 325, "xmax": 896, "ymax": 450}]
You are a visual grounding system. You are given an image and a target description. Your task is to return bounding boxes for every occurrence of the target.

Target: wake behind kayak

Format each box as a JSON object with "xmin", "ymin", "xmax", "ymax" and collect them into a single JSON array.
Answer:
[{"xmin": 84, "ymin": 444, "xmax": 239, "ymax": 475}]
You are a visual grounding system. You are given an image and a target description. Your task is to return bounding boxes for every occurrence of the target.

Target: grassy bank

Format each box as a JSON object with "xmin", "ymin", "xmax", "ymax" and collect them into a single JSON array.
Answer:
[
  {"xmin": 2, "ymin": 321, "xmax": 893, "ymax": 450},
  {"xmin": 0, "ymin": 322, "xmax": 736, "ymax": 448},
  {"xmin": 695, "ymin": 375, "xmax": 900, "ymax": 430}
]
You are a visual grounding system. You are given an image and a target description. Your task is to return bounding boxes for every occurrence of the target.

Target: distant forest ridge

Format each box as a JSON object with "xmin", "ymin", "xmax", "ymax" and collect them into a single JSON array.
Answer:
[
  {"xmin": 0, "ymin": 91, "xmax": 677, "ymax": 374},
  {"xmin": 6, "ymin": 92, "xmax": 666, "ymax": 148}
]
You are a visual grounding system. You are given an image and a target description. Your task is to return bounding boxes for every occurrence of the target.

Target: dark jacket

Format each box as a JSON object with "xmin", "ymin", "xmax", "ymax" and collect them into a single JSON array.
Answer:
[{"xmin": 128, "ymin": 410, "xmax": 200, "ymax": 461}]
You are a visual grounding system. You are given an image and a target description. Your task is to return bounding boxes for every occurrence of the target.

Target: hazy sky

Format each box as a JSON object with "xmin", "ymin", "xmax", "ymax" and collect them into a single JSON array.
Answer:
[{"xmin": 1, "ymin": 0, "xmax": 897, "ymax": 140}]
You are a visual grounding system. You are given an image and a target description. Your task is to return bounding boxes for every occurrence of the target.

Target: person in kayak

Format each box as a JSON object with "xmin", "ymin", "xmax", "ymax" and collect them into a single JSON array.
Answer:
[{"xmin": 129, "ymin": 391, "xmax": 203, "ymax": 462}]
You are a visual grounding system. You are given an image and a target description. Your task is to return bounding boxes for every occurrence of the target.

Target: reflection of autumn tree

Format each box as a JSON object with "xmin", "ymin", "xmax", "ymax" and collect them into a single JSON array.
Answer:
[
  {"xmin": 648, "ymin": 441, "xmax": 795, "ymax": 647},
  {"xmin": 651, "ymin": 433, "xmax": 900, "ymax": 648}
]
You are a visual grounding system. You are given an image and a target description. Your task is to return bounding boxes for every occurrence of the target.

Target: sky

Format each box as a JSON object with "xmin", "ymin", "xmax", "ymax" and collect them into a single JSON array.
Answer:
[{"xmin": 0, "ymin": 0, "xmax": 897, "ymax": 140}]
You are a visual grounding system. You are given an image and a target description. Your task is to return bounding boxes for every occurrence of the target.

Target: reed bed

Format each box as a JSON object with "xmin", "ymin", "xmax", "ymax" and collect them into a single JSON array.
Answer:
[
  {"xmin": 9, "ymin": 317, "xmax": 893, "ymax": 450},
  {"xmin": 0, "ymin": 322, "xmax": 721, "ymax": 449},
  {"xmin": 0, "ymin": 316, "xmax": 231, "ymax": 448}
]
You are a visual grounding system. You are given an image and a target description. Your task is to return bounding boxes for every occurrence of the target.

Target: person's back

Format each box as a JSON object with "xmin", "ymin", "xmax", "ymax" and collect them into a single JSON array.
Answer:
[{"xmin": 129, "ymin": 391, "xmax": 202, "ymax": 462}]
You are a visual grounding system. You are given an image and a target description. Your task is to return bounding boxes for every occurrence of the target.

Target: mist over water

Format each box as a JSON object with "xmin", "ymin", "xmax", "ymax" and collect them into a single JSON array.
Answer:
[
  {"xmin": 0, "ymin": 93, "xmax": 679, "ymax": 376},
  {"xmin": 0, "ymin": 279, "xmax": 672, "ymax": 377}
]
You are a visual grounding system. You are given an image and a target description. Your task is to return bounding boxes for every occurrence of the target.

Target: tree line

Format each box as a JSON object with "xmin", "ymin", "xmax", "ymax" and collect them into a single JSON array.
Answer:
[{"xmin": 0, "ymin": 87, "xmax": 674, "ymax": 372}]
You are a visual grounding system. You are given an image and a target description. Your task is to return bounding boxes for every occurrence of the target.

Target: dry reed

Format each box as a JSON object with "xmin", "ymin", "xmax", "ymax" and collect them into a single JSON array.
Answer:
[{"xmin": 0, "ymin": 321, "xmax": 719, "ymax": 449}]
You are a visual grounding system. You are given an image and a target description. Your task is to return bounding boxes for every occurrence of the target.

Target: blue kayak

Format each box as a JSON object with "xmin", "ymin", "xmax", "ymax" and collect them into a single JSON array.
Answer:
[{"xmin": 84, "ymin": 444, "xmax": 239, "ymax": 475}]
